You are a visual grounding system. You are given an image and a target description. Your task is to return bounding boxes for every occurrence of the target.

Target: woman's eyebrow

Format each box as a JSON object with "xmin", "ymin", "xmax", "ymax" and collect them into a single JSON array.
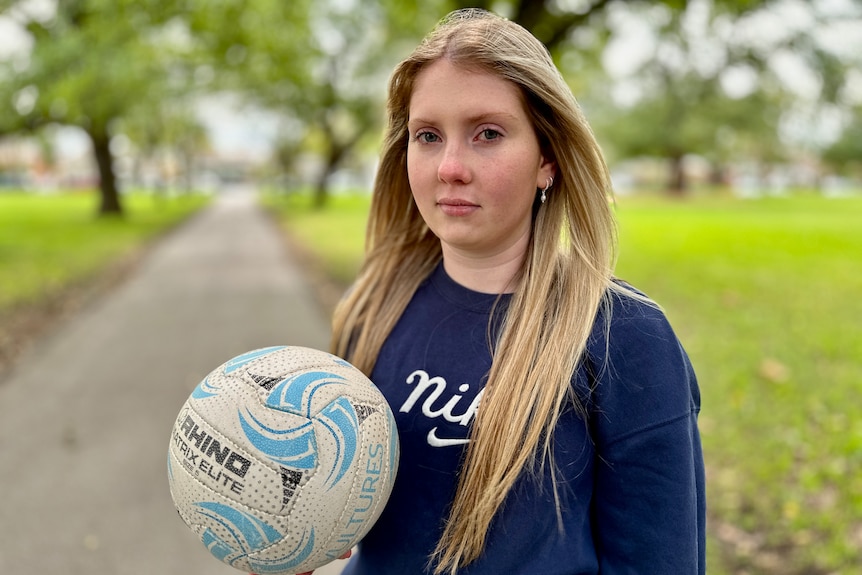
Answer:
[
  {"xmin": 465, "ymin": 111, "xmax": 518, "ymax": 124},
  {"xmin": 408, "ymin": 111, "xmax": 518, "ymax": 127}
]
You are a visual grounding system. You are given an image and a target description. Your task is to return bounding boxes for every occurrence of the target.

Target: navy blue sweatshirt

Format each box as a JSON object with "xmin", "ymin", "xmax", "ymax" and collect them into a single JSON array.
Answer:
[{"xmin": 342, "ymin": 263, "xmax": 705, "ymax": 574}]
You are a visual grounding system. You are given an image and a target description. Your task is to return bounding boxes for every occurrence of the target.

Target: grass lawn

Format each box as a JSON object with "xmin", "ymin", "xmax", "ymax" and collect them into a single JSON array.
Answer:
[
  {"xmin": 263, "ymin": 191, "xmax": 370, "ymax": 286},
  {"xmin": 0, "ymin": 190, "xmax": 209, "ymax": 312},
  {"xmin": 268, "ymin": 190, "xmax": 862, "ymax": 574},
  {"xmin": 614, "ymin": 194, "xmax": 862, "ymax": 574}
]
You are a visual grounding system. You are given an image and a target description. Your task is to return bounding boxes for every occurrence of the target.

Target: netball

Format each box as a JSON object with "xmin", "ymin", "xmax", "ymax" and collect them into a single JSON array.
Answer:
[{"xmin": 167, "ymin": 346, "xmax": 399, "ymax": 574}]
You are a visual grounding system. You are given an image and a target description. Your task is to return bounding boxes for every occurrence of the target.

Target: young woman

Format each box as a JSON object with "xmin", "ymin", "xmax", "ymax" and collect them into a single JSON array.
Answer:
[{"xmin": 328, "ymin": 8, "xmax": 705, "ymax": 575}]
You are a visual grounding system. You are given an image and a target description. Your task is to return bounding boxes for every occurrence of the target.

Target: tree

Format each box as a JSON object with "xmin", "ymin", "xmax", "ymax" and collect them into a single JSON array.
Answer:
[
  {"xmin": 187, "ymin": 0, "xmax": 444, "ymax": 207},
  {"xmin": 579, "ymin": 0, "xmax": 861, "ymax": 194},
  {"xmin": 185, "ymin": 0, "xmax": 316, "ymax": 196},
  {"xmin": 0, "ymin": 0, "xmax": 191, "ymax": 216},
  {"xmin": 453, "ymin": 0, "xmax": 687, "ymax": 53},
  {"xmin": 822, "ymin": 107, "xmax": 862, "ymax": 178},
  {"xmin": 121, "ymin": 100, "xmax": 210, "ymax": 194}
]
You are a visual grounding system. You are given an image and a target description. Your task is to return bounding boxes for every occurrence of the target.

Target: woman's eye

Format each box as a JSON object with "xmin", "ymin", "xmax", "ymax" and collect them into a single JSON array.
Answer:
[
  {"xmin": 480, "ymin": 129, "xmax": 500, "ymax": 141},
  {"xmin": 416, "ymin": 131, "xmax": 439, "ymax": 143}
]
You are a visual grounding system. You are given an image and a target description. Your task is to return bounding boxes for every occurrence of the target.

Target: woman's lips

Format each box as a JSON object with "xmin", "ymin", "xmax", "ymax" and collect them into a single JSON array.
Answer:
[{"xmin": 438, "ymin": 198, "xmax": 479, "ymax": 216}]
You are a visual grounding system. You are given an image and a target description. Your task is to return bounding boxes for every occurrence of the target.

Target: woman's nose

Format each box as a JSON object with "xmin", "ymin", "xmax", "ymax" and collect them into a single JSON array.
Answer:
[{"xmin": 437, "ymin": 141, "xmax": 471, "ymax": 185}]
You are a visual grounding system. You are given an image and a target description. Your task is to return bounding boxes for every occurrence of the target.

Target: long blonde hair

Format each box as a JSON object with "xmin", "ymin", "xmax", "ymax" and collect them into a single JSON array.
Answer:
[{"xmin": 331, "ymin": 9, "xmax": 618, "ymax": 574}]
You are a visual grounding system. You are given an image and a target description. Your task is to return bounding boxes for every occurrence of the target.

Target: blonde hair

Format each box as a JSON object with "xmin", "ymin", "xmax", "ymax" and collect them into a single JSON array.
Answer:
[{"xmin": 331, "ymin": 9, "xmax": 620, "ymax": 574}]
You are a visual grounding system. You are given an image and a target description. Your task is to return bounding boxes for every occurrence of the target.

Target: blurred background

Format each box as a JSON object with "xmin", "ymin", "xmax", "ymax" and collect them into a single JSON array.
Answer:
[
  {"xmin": 2, "ymin": 0, "xmax": 861, "ymax": 205},
  {"xmin": 0, "ymin": 1, "xmax": 860, "ymax": 574}
]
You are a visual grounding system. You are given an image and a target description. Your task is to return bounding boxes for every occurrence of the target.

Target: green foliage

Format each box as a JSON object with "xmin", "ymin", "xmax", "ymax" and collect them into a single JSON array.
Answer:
[
  {"xmin": 190, "ymin": 0, "xmax": 444, "ymax": 205},
  {"xmin": 0, "ymin": 0, "xmax": 188, "ymax": 130},
  {"xmin": 451, "ymin": 0, "xmax": 691, "ymax": 51},
  {"xmin": 822, "ymin": 108, "xmax": 862, "ymax": 176},
  {"xmin": 0, "ymin": 191, "xmax": 208, "ymax": 311},
  {"xmin": 594, "ymin": 74, "xmax": 786, "ymax": 190},
  {"xmin": 186, "ymin": 0, "xmax": 314, "ymax": 97},
  {"xmin": 0, "ymin": 0, "xmax": 196, "ymax": 213},
  {"xmin": 269, "ymin": 192, "xmax": 862, "ymax": 574},
  {"xmin": 580, "ymin": 0, "xmax": 861, "ymax": 192}
]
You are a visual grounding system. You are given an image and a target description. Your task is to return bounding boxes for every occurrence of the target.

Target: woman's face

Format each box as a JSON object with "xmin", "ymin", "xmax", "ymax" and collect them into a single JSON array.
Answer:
[{"xmin": 407, "ymin": 59, "xmax": 555, "ymax": 264}]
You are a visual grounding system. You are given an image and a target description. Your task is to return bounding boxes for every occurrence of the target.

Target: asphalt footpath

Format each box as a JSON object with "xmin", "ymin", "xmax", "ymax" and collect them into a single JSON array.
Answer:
[{"xmin": 0, "ymin": 187, "xmax": 348, "ymax": 575}]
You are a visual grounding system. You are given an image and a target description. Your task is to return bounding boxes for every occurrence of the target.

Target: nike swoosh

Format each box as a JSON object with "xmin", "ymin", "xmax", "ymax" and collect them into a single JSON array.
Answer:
[{"xmin": 427, "ymin": 427, "xmax": 471, "ymax": 448}]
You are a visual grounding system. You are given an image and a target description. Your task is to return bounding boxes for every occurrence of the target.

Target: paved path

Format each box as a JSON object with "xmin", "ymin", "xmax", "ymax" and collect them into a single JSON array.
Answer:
[{"xmin": 0, "ymin": 188, "xmax": 347, "ymax": 574}]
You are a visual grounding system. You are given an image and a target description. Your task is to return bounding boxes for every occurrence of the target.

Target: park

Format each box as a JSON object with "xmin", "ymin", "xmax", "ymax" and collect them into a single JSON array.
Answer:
[{"xmin": 1, "ymin": 1, "xmax": 861, "ymax": 574}]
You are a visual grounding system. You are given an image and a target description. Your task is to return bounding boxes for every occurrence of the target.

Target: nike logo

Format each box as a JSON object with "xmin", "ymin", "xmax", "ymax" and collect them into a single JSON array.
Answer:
[{"xmin": 427, "ymin": 427, "xmax": 471, "ymax": 447}]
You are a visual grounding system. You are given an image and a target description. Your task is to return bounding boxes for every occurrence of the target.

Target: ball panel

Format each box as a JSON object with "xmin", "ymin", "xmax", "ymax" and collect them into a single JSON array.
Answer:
[
  {"xmin": 236, "ymin": 353, "xmax": 389, "ymax": 419},
  {"xmin": 169, "ymin": 401, "xmax": 310, "ymax": 517},
  {"xmin": 332, "ymin": 403, "xmax": 399, "ymax": 547},
  {"xmin": 170, "ymin": 472, "xmax": 311, "ymax": 573},
  {"xmin": 222, "ymin": 346, "xmax": 289, "ymax": 375}
]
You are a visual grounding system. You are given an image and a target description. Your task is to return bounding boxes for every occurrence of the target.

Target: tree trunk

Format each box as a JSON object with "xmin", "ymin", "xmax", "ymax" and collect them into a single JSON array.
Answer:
[
  {"xmin": 182, "ymin": 148, "xmax": 194, "ymax": 194},
  {"xmin": 312, "ymin": 142, "xmax": 348, "ymax": 210},
  {"xmin": 668, "ymin": 154, "xmax": 687, "ymax": 197},
  {"xmin": 88, "ymin": 126, "xmax": 123, "ymax": 216},
  {"xmin": 709, "ymin": 163, "xmax": 727, "ymax": 187},
  {"xmin": 312, "ymin": 169, "xmax": 330, "ymax": 210}
]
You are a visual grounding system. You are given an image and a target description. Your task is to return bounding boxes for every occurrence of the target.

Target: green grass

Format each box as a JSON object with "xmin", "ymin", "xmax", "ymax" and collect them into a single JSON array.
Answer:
[
  {"xmin": 263, "ymin": 190, "xmax": 371, "ymax": 286},
  {"xmin": 613, "ymin": 195, "xmax": 862, "ymax": 574},
  {"xmin": 268, "ymin": 191, "xmax": 862, "ymax": 574},
  {"xmin": 0, "ymin": 190, "xmax": 209, "ymax": 312}
]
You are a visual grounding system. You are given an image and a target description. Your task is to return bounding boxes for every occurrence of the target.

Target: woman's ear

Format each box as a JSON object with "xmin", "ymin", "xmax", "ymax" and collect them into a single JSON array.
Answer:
[{"xmin": 537, "ymin": 156, "xmax": 557, "ymax": 189}]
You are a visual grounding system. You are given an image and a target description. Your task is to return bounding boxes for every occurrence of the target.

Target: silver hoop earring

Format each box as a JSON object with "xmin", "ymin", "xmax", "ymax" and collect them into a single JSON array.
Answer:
[{"xmin": 540, "ymin": 176, "xmax": 553, "ymax": 204}]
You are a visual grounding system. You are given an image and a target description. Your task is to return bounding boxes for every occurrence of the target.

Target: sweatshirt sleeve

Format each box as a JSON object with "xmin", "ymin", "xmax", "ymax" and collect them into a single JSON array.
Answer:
[{"xmin": 587, "ymin": 291, "xmax": 706, "ymax": 574}]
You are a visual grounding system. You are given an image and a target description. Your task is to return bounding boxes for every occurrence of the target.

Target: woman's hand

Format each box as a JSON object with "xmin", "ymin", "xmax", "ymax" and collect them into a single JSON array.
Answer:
[{"xmin": 250, "ymin": 549, "xmax": 353, "ymax": 575}]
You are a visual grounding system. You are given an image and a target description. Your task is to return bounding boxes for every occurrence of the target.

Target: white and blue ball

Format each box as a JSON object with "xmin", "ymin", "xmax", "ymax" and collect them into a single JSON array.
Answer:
[{"xmin": 167, "ymin": 346, "xmax": 399, "ymax": 574}]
